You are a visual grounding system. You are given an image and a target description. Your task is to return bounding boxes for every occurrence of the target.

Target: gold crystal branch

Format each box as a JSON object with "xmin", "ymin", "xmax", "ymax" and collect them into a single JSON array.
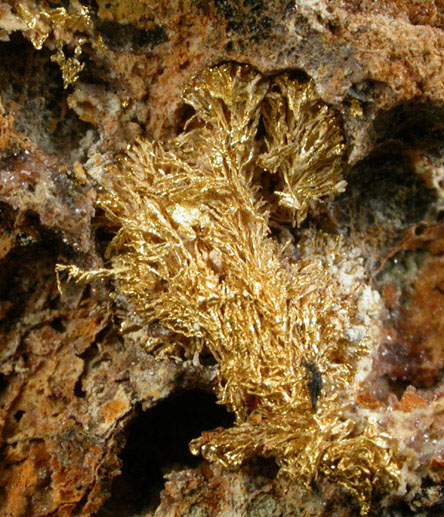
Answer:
[
  {"xmin": 259, "ymin": 76, "xmax": 346, "ymax": 226},
  {"xmin": 15, "ymin": 0, "xmax": 104, "ymax": 88},
  {"xmin": 62, "ymin": 63, "xmax": 400, "ymax": 512}
]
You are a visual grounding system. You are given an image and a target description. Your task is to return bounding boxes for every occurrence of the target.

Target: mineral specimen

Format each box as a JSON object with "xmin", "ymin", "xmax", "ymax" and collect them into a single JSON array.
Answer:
[
  {"xmin": 60, "ymin": 63, "xmax": 399, "ymax": 513},
  {"xmin": 2, "ymin": 1, "xmax": 444, "ymax": 516}
]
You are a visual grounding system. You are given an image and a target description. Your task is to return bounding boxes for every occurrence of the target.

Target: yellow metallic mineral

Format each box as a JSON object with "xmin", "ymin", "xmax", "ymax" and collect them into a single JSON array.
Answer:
[
  {"xmin": 15, "ymin": 0, "xmax": 104, "ymax": 87},
  {"xmin": 259, "ymin": 75, "xmax": 346, "ymax": 226},
  {"xmin": 58, "ymin": 63, "xmax": 401, "ymax": 513}
]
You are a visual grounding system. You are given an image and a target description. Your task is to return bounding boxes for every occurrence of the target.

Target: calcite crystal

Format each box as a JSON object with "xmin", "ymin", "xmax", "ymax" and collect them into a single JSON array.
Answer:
[{"xmin": 1, "ymin": 1, "xmax": 444, "ymax": 516}]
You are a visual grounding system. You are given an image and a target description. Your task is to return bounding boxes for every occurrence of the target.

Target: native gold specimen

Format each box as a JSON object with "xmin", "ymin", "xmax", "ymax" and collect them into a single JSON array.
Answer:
[
  {"xmin": 14, "ymin": 0, "xmax": 104, "ymax": 87},
  {"xmin": 259, "ymin": 76, "xmax": 346, "ymax": 226},
  {"xmin": 59, "ymin": 64, "xmax": 400, "ymax": 512}
]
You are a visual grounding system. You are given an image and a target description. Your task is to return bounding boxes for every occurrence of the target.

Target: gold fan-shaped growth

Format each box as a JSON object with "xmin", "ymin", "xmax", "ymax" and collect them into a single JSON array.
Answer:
[{"xmin": 58, "ymin": 64, "xmax": 400, "ymax": 513}]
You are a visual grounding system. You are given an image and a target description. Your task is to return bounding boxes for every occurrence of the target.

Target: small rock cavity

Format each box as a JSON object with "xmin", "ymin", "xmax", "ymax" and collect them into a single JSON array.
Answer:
[{"xmin": 96, "ymin": 389, "xmax": 234, "ymax": 516}]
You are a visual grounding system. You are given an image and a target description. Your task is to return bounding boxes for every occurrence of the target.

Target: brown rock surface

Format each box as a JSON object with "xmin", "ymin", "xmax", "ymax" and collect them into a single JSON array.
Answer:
[{"xmin": 1, "ymin": 0, "xmax": 444, "ymax": 515}]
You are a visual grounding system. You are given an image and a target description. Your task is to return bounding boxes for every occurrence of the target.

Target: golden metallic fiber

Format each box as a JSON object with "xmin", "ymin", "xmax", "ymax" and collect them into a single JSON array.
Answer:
[
  {"xmin": 259, "ymin": 75, "xmax": 346, "ymax": 225},
  {"xmin": 62, "ymin": 63, "xmax": 400, "ymax": 512}
]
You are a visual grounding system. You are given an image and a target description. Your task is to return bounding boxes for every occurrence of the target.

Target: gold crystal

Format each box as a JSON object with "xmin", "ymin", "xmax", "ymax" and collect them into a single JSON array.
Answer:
[
  {"xmin": 60, "ymin": 64, "xmax": 400, "ymax": 512},
  {"xmin": 14, "ymin": 0, "xmax": 104, "ymax": 87}
]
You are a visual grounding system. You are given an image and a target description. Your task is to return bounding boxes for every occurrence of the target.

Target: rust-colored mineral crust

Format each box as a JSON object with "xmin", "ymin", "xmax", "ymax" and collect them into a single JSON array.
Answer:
[{"xmin": 1, "ymin": 1, "xmax": 444, "ymax": 516}]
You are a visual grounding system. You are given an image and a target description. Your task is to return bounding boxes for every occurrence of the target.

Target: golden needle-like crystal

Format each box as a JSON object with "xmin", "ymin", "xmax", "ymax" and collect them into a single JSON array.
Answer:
[{"xmin": 60, "ymin": 63, "xmax": 400, "ymax": 513}]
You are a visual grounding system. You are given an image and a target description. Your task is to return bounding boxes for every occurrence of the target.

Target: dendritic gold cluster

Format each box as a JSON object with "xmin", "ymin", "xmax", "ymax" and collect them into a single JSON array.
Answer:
[
  {"xmin": 14, "ymin": 0, "xmax": 105, "ymax": 88},
  {"xmin": 259, "ymin": 76, "xmax": 346, "ymax": 226},
  {"xmin": 59, "ymin": 64, "xmax": 400, "ymax": 512}
]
